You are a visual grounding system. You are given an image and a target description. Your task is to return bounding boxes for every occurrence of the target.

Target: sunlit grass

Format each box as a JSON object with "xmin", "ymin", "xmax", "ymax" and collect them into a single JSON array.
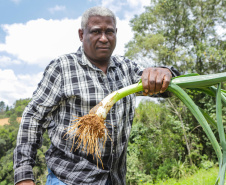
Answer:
[{"xmin": 138, "ymin": 167, "xmax": 222, "ymax": 185}]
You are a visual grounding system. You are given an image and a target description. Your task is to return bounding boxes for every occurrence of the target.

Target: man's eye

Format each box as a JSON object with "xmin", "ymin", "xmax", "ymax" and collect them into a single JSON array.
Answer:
[
  {"xmin": 106, "ymin": 30, "xmax": 114, "ymax": 34},
  {"xmin": 92, "ymin": 30, "xmax": 99, "ymax": 34}
]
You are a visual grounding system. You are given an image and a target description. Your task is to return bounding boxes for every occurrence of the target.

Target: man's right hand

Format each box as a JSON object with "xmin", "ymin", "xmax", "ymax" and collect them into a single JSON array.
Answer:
[{"xmin": 16, "ymin": 180, "xmax": 35, "ymax": 185}]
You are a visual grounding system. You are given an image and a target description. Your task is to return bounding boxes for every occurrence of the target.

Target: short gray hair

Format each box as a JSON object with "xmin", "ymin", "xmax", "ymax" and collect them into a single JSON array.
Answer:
[{"xmin": 81, "ymin": 6, "xmax": 117, "ymax": 29}]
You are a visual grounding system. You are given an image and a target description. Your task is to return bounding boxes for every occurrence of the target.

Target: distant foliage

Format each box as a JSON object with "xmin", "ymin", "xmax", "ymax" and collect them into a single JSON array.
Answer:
[
  {"xmin": 126, "ymin": 99, "xmax": 219, "ymax": 184},
  {"xmin": 0, "ymin": 96, "xmax": 221, "ymax": 184},
  {"xmin": 125, "ymin": 1, "xmax": 226, "ymax": 183},
  {"xmin": 0, "ymin": 98, "xmax": 31, "ymax": 119},
  {"xmin": 0, "ymin": 99, "xmax": 50, "ymax": 185},
  {"xmin": 125, "ymin": 0, "xmax": 226, "ymax": 75}
]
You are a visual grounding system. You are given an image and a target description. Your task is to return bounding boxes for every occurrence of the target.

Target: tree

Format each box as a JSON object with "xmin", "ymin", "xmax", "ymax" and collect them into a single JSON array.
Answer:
[
  {"xmin": 125, "ymin": 0, "xmax": 226, "ymax": 75},
  {"xmin": 125, "ymin": 0, "xmax": 226, "ymax": 181},
  {"xmin": 0, "ymin": 101, "xmax": 5, "ymax": 113},
  {"xmin": 127, "ymin": 100, "xmax": 189, "ymax": 182},
  {"xmin": 0, "ymin": 98, "xmax": 35, "ymax": 184},
  {"xmin": 14, "ymin": 99, "xmax": 31, "ymax": 117}
]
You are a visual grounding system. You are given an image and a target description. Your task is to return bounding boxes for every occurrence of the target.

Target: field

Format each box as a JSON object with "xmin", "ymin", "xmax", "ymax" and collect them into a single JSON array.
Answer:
[
  {"xmin": 0, "ymin": 117, "xmax": 21, "ymax": 126},
  {"xmin": 137, "ymin": 167, "xmax": 221, "ymax": 185}
]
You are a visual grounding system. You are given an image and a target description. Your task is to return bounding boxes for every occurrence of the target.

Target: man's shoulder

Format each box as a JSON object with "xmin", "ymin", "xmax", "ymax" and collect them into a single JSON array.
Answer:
[
  {"xmin": 54, "ymin": 47, "xmax": 83, "ymax": 63},
  {"xmin": 56, "ymin": 53, "xmax": 79, "ymax": 61},
  {"xmin": 111, "ymin": 54, "xmax": 132, "ymax": 65},
  {"xmin": 111, "ymin": 54, "xmax": 142, "ymax": 69},
  {"xmin": 52, "ymin": 52, "xmax": 82, "ymax": 68}
]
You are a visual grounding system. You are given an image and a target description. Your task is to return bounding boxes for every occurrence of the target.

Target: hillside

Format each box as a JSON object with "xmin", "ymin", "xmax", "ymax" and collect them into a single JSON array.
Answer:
[{"xmin": 0, "ymin": 117, "xmax": 22, "ymax": 126}]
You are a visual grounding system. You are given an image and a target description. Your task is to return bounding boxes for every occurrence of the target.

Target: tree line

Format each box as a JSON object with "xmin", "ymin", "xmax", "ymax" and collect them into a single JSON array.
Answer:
[
  {"xmin": 0, "ymin": 99, "xmax": 51, "ymax": 185},
  {"xmin": 125, "ymin": 0, "xmax": 226, "ymax": 184}
]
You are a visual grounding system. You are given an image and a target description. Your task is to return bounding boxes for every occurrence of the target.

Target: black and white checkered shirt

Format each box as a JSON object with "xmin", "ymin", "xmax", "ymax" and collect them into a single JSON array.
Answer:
[{"xmin": 13, "ymin": 46, "xmax": 145, "ymax": 185}]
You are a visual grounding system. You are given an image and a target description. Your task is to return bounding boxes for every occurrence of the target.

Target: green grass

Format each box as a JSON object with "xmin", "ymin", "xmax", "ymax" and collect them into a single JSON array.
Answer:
[{"xmin": 138, "ymin": 167, "xmax": 222, "ymax": 185}]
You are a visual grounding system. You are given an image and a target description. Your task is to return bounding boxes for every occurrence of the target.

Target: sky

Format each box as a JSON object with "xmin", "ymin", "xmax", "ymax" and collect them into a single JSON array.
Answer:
[{"xmin": 0, "ymin": 0, "xmax": 151, "ymax": 106}]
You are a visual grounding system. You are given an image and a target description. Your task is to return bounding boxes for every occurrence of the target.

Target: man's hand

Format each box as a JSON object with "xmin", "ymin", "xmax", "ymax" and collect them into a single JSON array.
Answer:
[
  {"xmin": 141, "ymin": 67, "xmax": 172, "ymax": 96},
  {"xmin": 16, "ymin": 180, "xmax": 35, "ymax": 185}
]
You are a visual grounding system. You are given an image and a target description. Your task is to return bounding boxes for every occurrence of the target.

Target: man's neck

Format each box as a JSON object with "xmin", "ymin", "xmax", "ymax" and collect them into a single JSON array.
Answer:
[{"xmin": 85, "ymin": 54, "xmax": 110, "ymax": 74}]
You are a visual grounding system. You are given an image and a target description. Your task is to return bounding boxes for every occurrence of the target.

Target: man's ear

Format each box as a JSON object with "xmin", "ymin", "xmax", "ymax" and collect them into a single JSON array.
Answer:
[{"xmin": 78, "ymin": 29, "xmax": 83, "ymax": 42}]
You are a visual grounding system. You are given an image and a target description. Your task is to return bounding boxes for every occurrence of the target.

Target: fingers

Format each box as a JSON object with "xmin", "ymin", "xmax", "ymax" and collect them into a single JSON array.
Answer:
[
  {"xmin": 161, "ymin": 74, "xmax": 171, "ymax": 93},
  {"xmin": 141, "ymin": 68, "xmax": 151, "ymax": 95},
  {"xmin": 141, "ymin": 68, "xmax": 172, "ymax": 96}
]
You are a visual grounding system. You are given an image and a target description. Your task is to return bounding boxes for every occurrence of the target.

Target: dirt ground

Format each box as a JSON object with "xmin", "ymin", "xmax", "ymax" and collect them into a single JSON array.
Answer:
[{"xmin": 0, "ymin": 117, "xmax": 22, "ymax": 126}]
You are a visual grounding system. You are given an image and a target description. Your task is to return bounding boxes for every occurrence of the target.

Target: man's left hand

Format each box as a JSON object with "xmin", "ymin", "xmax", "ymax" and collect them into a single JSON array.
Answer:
[{"xmin": 141, "ymin": 67, "xmax": 172, "ymax": 96}]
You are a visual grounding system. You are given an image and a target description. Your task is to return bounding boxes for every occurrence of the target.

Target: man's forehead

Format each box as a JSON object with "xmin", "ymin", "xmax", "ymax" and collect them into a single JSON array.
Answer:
[{"xmin": 87, "ymin": 16, "xmax": 116, "ymax": 27}]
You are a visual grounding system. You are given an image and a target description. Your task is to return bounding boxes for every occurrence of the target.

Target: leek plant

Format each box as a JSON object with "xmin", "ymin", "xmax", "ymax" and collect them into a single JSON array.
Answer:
[{"xmin": 65, "ymin": 72, "xmax": 226, "ymax": 184}]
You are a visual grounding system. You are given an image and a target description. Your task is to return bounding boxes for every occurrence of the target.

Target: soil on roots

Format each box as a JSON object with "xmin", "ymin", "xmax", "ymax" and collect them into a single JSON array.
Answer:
[{"xmin": 64, "ymin": 113, "xmax": 111, "ymax": 168}]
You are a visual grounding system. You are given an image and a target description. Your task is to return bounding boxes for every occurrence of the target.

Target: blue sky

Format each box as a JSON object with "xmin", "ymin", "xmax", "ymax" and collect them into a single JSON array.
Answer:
[{"xmin": 0, "ymin": 0, "xmax": 150, "ymax": 106}]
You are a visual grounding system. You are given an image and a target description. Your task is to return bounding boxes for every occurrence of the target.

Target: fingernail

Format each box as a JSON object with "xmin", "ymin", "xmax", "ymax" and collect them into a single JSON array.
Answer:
[{"xmin": 149, "ymin": 93, "xmax": 153, "ymax": 96}]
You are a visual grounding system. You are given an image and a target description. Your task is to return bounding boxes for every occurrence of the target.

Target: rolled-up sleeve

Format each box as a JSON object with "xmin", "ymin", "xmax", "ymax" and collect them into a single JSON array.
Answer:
[{"xmin": 13, "ymin": 59, "xmax": 62, "ymax": 184}]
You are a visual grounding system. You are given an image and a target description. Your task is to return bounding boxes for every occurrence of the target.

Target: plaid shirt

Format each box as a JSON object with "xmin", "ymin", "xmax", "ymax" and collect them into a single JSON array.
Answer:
[{"xmin": 13, "ymin": 46, "xmax": 144, "ymax": 185}]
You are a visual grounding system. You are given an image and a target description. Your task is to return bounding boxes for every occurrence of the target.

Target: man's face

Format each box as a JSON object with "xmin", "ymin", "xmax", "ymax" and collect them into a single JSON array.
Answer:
[{"xmin": 79, "ymin": 16, "xmax": 117, "ymax": 64}]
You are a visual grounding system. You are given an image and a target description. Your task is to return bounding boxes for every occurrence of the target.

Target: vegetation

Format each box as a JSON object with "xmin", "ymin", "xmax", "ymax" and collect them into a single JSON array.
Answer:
[
  {"xmin": 126, "ymin": 100, "xmax": 219, "ymax": 184},
  {"xmin": 0, "ymin": 98, "xmax": 222, "ymax": 185},
  {"xmin": 0, "ymin": 99, "xmax": 31, "ymax": 119},
  {"xmin": 124, "ymin": 0, "xmax": 226, "ymax": 183},
  {"xmin": 125, "ymin": 0, "xmax": 226, "ymax": 74},
  {"xmin": 150, "ymin": 167, "xmax": 219, "ymax": 185},
  {"xmin": 0, "ymin": 99, "xmax": 50, "ymax": 185},
  {"xmin": 1, "ymin": 0, "xmax": 225, "ymax": 184}
]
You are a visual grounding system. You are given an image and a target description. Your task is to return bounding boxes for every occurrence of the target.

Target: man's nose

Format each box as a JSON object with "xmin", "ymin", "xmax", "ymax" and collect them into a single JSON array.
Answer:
[{"xmin": 99, "ymin": 33, "xmax": 108, "ymax": 43}]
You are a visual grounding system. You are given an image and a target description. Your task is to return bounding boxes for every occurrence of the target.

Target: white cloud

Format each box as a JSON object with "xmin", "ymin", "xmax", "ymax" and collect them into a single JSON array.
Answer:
[
  {"xmin": 123, "ymin": 0, "xmax": 149, "ymax": 20},
  {"xmin": 0, "ymin": 17, "xmax": 132, "ymax": 67},
  {"xmin": 113, "ymin": 18, "xmax": 133, "ymax": 55},
  {"xmin": 0, "ymin": 0, "xmax": 147, "ymax": 69},
  {"xmin": 100, "ymin": 0, "xmax": 148, "ymax": 20},
  {"xmin": 0, "ymin": 16, "xmax": 133, "ymax": 104},
  {"xmin": 93, "ymin": 0, "xmax": 147, "ymax": 19},
  {"xmin": 101, "ymin": 0, "xmax": 126, "ymax": 14},
  {"xmin": 126, "ymin": 0, "xmax": 150, "ymax": 8},
  {"xmin": 0, "ymin": 55, "xmax": 21, "ymax": 67},
  {"xmin": 48, "ymin": 5, "xmax": 66, "ymax": 14},
  {"xmin": 0, "ymin": 69, "xmax": 42, "ymax": 105},
  {"xmin": 0, "ymin": 8, "xmax": 137, "ymax": 106},
  {"xmin": 0, "ymin": 18, "xmax": 81, "ymax": 67}
]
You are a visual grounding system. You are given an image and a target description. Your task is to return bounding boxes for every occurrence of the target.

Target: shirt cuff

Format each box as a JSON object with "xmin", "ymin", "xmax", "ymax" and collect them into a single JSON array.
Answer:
[
  {"xmin": 158, "ymin": 66, "xmax": 181, "ymax": 77},
  {"xmin": 14, "ymin": 165, "xmax": 34, "ymax": 185}
]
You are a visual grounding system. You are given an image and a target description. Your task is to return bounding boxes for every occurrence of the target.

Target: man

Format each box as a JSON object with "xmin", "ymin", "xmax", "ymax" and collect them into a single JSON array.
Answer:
[{"xmin": 14, "ymin": 6, "xmax": 178, "ymax": 185}]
